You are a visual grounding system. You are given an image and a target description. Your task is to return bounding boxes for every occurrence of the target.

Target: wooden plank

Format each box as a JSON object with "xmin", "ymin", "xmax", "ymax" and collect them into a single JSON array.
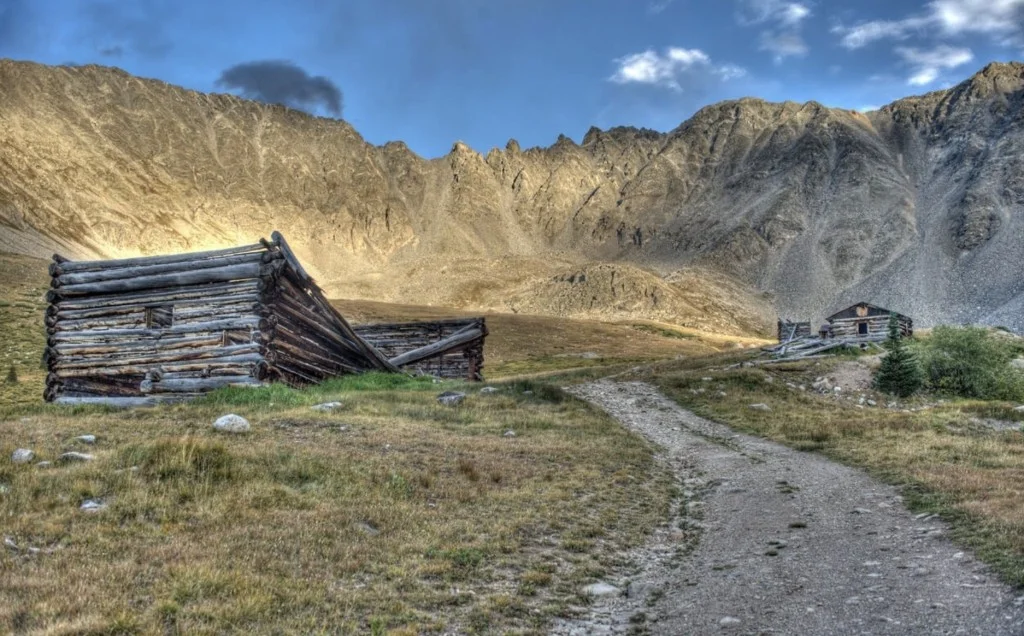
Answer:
[
  {"xmin": 52, "ymin": 262, "xmax": 264, "ymax": 297},
  {"xmin": 54, "ymin": 242, "xmax": 267, "ymax": 273},
  {"xmin": 52, "ymin": 281, "xmax": 260, "ymax": 311},
  {"xmin": 389, "ymin": 327, "xmax": 483, "ymax": 368},
  {"xmin": 142, "ymin": 376, "xmax": 262, "ymax": 393},
  {"xmin": 55, "ymin": 252, "xmax": 272, "ymax": 286},
  {"xmin": 49, "ymin": 317, "xmax": 260, "ymax": 341}
]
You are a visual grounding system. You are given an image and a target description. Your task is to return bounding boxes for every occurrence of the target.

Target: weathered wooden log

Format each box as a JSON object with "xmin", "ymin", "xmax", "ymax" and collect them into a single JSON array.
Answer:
[
  {"xmin": 156, "ymin": 367, "xmax": 255, "ymax": 380},
  {"xmin": 51, "ymin": 262, "xmax": 265, "ymax": 297},
  {"xmin": 53, "ymin": 344, "xmax": 261, "ymax": 371},
  {"xmin": 270, "ymin": 335, "xmax": 364, "ymax": 374},
  {"xmin": 54, "ymin": 252, "xmax": 274, "ymax": 286},
  {"xmin": 50, "ymin": 354, "xmax": 264, "ymax": 378},
  {"xmin": 49, "ymin": 317, "xmax": 260, "ymax": 341},
  {"xmin": 52, "ymin": 334, "xmax": 225, "ymax": 356},
  {"xmin": 53, "ymin": 242, "xmax": 266, "ymax": 273},
  {"xmin": 142, "ymin": 376, "xmax": 262, "ymax": 393},
  {"xmin": 53, "ymin": 396, "xmax": 199, "ymax": 407},
  {"xmin": 389, "ymin": 327, "xmax": 484, "ymax": 368},
  {"xmin": 52, "ymin": 281, "xmax": 260, "ymax": 311},
  {"xmin": 271, "ymin": 231, "xmax": 314, "ymax": 285},
  {"xmin": 269, "ymin": 300, "xmax": 365, "ymax": 358},
  {"xmin": 54, "ymin": 292, "xmax": 262, "ymax": 320}
]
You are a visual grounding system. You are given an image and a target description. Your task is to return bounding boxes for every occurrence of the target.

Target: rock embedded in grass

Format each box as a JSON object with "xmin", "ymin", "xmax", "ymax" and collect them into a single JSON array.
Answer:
[
  {"xmin": 749, "ymin": 403, "xmax": 771, "ymax": 411},
  {"xmin": 80, "ymin": 499, "xmax": 107, "ymax": 513},
  {"xmin": 213, "ymin": 414, "xmax": 250, "ymax": 433},
  {"xmin": 76, "ymin": 435, "xmax": 96, "ymax": 444},
  {"xmin": 479, "ymin": 386, "xmax": 499, "ymax": 394},
  {"xmin": 583, "ymin": 582, "xmax": 620, "ymax": 597},
  {"xmin": 11, "ymin": 448, "xmax": 34, "ymax": 464},
  {"xmin": 58, "ymin": 452, "xmax": 94, "ymax": 463},
  {"xmin": 311, "ymin": 402, "xmax": 342, "ymax": 412},
  {"xmin": 436, "ymin": 391, "xmax": 466, "ymax": 406},
  {"xmin": 503, "ymin": 430, "xmax": 516, "ymax": 437}
]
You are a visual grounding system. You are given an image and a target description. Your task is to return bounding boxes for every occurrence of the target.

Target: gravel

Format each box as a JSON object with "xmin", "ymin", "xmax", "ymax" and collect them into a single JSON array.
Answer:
[{"xmin": 552, "ymin": 380, "xmax": 1024, "ymax": 635}]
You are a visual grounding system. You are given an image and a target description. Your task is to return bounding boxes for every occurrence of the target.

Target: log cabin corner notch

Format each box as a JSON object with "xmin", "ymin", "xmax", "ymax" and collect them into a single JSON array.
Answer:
[
  {"xmin": 44, "ymin": 232, "xmax": 487, "ymax": 406},
  {"xmin": 824, "ymin": 302, "xmax": 912, "ymax": 341}
]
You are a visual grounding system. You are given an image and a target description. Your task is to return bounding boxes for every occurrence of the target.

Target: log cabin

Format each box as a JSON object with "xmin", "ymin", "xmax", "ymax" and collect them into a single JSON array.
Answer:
[
  {"xmin": 44, "ymin": 232, "xmax": 487, "ymax": 406},
  {"xmin": 777, "ymin": 320, "xmax": 812, "ymax": 343},
  {"xmin": 824, "ymin": 302, "xmax": 912, "ymax": 340}
]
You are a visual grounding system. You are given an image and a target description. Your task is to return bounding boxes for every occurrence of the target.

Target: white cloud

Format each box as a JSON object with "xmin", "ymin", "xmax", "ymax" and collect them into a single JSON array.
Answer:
[
  {"xmin": 834, "ymin": 0, "xmax": 1024, "ymax": 49},
  {"xmin": 857, "ymin": 105, "xmax": 881, "ymax": 112},
  {"xmin": 609, "ymin": 48, "xmax": 746, "ymax": 91},
  {"xmin": 647, "ymin": 0, "xmax": 675, "ymax": 14},
  {"xmin": 896, "ymin": 45, "xmax": 974, "ymax": 85},
  {"xmin": 737, "ymin": 0, "xmax": 812, "ymax": 61}
]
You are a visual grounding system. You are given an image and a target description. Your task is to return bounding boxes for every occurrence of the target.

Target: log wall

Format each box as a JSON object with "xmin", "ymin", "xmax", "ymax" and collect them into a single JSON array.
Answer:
[
  {"xmin": 828, "ymin": 315, "xmax": 912, "ymax": 340},
  {"xmin": 354, "ymin": 318, "xmax": 487, "ymax": 381},
  {"xmin": 777, "ymin": 320, "xmax": 812, "ymax": 343}
]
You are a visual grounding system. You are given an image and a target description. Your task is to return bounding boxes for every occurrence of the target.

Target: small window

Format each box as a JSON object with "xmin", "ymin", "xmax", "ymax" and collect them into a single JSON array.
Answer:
[
  {"xmin": 145, "ymin": 306, "xmax": 173, "ymax": 329},
  {"xmin": 858, "ymin": 322, "xmax": 868, "ymax": 335}
]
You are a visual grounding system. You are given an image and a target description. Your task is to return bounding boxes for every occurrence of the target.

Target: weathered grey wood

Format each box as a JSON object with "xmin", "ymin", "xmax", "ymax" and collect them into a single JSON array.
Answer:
[
  {"xmin": 272, "ymin": 231, "xmax": 314, "ymax": 285},
  {"xmin": 49, "ymin": 317, "xmax": 260, "ymax": 341},
  {"xmin": 142, "ymin": 376, "xmax": 262, "ymax": 393},
  {"xmin": 51, "ymin": 354, "xmax": 264, "ymax": 378},
  {"xmin": 53, "ymin": 281, "xmax": 260, "ymax": 311},
  {"xmin": 389, "ymin": 327, "xmax": 483, "ymax": 367},
  {"xmin": 52, "ymin": 262, "xmax": 264, "ymax": 296},
  {"xmin": 54, "ymin": 344, "xmax": 261, "ymax": 371},
  {"xmin": 52, "ymin": 334, "xmax": 224, "ymax": 356},
  {"xmin": 54, "ymin": 243, "xmax": 266, "ymax": 273},
  {"xmin": 55, "ymin": 252, "xmax": 273, "ymax": 286}
]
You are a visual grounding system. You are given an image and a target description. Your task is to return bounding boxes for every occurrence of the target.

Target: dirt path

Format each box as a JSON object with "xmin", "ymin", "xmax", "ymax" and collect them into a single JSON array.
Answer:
[{"xmin": 555, "ymin": 380, "xmax": 1024, "ymax": 635}]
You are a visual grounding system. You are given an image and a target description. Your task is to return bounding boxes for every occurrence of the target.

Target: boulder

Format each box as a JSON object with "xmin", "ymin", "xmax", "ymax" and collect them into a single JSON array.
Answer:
[
  {"xmin": 76, "ymin": 435, "xmax": 96, "ymax": 444},
  {"xmin": 436, "ymin": 391, "xmax": 466, "ymax": 407},
  {"xmin": 750, "ymin": 403, "xmax": 771, "ymax": 412},
  {"xmin": 58, "ymin": 452, "xmax": 94, "ymax": 463},
  {"xmin": 311, "ymin": 402, "xmax": 343, "ymax": 412},
  {"xmin": 11, "ymin": 449, "xmax": 34, "ymax": 464},
  {"xmin": 213, "ymin": 414, "xmax": 250, "ymax": 433}
]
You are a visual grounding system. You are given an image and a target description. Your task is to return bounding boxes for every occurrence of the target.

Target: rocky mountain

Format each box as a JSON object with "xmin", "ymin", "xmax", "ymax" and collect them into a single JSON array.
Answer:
[{"xmin": 2, "ymin": 59, "xmax": 1024, "ymax": 334}]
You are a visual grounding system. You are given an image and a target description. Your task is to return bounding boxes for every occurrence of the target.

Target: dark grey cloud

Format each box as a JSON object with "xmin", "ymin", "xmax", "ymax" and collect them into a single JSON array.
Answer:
[
  {"xmin": 78, "ymin": 0, "xmax": 174, "ymax": 59},
  {"xmin": 215, "ymin": 60, "xmax": 343, "ymax": 116}
]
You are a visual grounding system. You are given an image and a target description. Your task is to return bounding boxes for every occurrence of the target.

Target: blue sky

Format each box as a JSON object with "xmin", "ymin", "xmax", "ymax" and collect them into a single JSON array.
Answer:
[{"xmin": 0, "ymin": 0, "xmax": 1022, "ymax": 158}]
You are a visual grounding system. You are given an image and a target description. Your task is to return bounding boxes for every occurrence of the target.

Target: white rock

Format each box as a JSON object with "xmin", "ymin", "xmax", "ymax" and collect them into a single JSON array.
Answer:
[
  {"xmin": 80, "ymin": 499, "xmax": 107, "ymax": 513},
  {"xmin": 583, "ymin": 582, "xmax": 619, "ymax": 597},
  {"xmin": 311, "ymin": 402, "xmax": 343, "ymax": 412},
  {"xmin": 436, "ymin": 391, "xmax": 466, "ymax": 406},
  {"xmin": 479, "ymin": 386, "xmax": 499, "ymax": 394},
  {"xmin": 867, "ymin": 399, "xmax": 878, "ymax": 407},
  {"xmin": 213, "ymin": 414, "xmax": 250, "ymax": 433},
  {"xmin": 59, "ymin": 452, "xmax": 94, "ymax": 462},
  {"xmin": 720, "ymin": 616, "xmax": 742, "ymax": 626},
  {"xmin": 749, "ymin": 403, "xmax": 771, "ymax": 412},
  {"xmin": 1015, "ymin": 405, "xmax": 1024, "ymax": 412},
  {"xmin": 11, "ymin": 448, "xmax": 34, "ymax": 464},
  {"xmin": 834, "ymin": 386, "xmax": 843, "ymax": 393},
  {"xmin": 76, "ymin": 435, "xmax": 97, "ymax": 444},
  {"xmin": 36, "ymin": 461, "xmax": 52, "ymax": 468},
  {"xmin": 3, "ymin": 537, "xmax": 17, "ymax": 550},
  {"xmin": 503, "ymin": 430, "xmax": 516, "ymax": 437},
  {"xmin": 701, "ymin": 377, "xmax": 713, "ymax": 382}
]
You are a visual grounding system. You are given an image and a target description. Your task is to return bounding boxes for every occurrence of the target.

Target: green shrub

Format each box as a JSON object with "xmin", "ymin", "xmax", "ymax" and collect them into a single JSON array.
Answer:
[
  {"xmin": 917, "ymin": 326, "xmax": 1024, "ymax": 401},
  {"xmin": 873, "ymin": 314, "xmax": 924, "ymax": 397},
  {"xmin": 4, "ymin": 364, "xmax": 16, "ymax": 384}
]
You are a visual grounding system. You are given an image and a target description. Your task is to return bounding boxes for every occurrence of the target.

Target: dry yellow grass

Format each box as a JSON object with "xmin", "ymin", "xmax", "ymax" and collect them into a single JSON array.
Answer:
[
  {"xmin": 634, "ymin": 353, "xmax": 1024, "ymax": 586},
  {"xmin": 1, "ymin": 376, "xmax": 673, "ymax": 634}
]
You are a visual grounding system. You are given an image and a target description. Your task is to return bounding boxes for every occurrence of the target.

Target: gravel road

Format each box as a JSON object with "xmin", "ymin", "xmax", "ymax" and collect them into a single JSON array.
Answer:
[{"xmin": 554, "ymin": 380, "xmax": 1024, "ymax": 635}]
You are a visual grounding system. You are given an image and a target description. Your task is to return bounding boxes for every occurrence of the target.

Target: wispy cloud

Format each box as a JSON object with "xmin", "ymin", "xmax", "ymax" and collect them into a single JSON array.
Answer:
[
  {"xmin": 736, "ymin": 0, "xmax": 812, "ymax": 62},
  {"xmin": 647, "ymin": 0, "xmax": 675, "ymax": 15},
  {"xmin": 609, "ymin": 47, "xmax": 746, "ymax": 91},
  {"xmin": 834, "ymin": 0, "xmax": 1024, "ymax": 49},
  {"xmin": 896, "ymin": 45, "xmax": 974, "ymax": 85}
]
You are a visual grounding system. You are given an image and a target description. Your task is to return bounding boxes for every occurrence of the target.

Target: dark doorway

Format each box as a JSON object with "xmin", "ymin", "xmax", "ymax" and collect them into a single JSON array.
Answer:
[{"xmin": 858, "ymin": 322, "xmax": 868, "ymax": 336}]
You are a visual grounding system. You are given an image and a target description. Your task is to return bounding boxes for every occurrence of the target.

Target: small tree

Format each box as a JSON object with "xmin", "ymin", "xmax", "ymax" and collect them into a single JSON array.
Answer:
[
  {"xmin": 5, "ymin": 364, "xmax": 17, "ymax": 384},
  {"xmin": 873, "ymin": 314, "xmax": 923, "ymax": 397}
]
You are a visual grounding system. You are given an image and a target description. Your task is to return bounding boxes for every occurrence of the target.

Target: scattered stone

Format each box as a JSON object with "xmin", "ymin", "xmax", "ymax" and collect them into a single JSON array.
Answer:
[
  {"xmin": 355, "ymin": 521, "xmax": 380, "ymax": 536},
  {"xmin": 479, "ymin": 386, "xmax": 499, "ymax": 394},
  {"xmin": 3, "ymin": 537, "xmax": 17, "ymax": 550},
  {"xmin": 522, "ymin": 390, "xmax": 534, "ymax": 395},
  {"xmin": 11, "ymin": 448, "xmax": 34, "ymax": 464},
  {"xmin": 36, "ymin": 461, "xmax": 51, "ymax": 468},
  {"xmin": 833, "ymin": 386, "xmax": 843, "ymax": 393},
  {"xmin": 75, "ymin": 435, "xmax": 97, "ymax": 444},
  {"xmin": 583, "ymin": 582, "xmax": 620, "ymax": 597},
  {"xmin": 719, "ymin": 616, "xmax": 742, "ymax": 626},
  {"xmin": 716, "ymin": 391, "xmax": 728, "ymax": 397},
  {"xmin": 765, "ymin": 549, "xmax": 780, "ymax": 556},
  {"xmin": 867, "ymin": 399, "xmax": 878, "ymax": 407},
  {"xmin": 503, "ymin": 430, "xmax": 516, "ymax": 438},
  {"xmin": 59, "ymin": 452, "xmax": 94, "ymax": 463},
  {"xmin": 701, "ymin": 377, "xmax": 713, "ymax": 382},
  {"xmin": 213, "ymin": 414, "xmax": 250, "ymax": 433},
  {"xmin": 749, "ymin": 403, "xmax": 771, "ymax": 412},
  {"xmin": 1015, "ymin": 405, "xmax": 1024, "ymax": 412},
  {"xmin": 852, "ymin": 508, "xmax": 873, "ymax": 515},
  {"xmin": 436, "ymin": 391, "xmax": 467, "ymax": 406},
  {"xmin": 311, "ymin": 402, "xmax": 342, "ymax": 412},
  {"xmin": 80, "ymin": 499, "xmax": 107, "ymax": 513}
]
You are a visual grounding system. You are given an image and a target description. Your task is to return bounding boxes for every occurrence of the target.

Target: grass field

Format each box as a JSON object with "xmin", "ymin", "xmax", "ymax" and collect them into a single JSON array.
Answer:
[{"xmin": 629, "ymin": 352, "xmax": 1024, "ymax": 587}]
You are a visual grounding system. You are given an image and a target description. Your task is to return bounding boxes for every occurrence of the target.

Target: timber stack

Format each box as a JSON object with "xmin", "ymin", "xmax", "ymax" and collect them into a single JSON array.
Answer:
[
  {"xmin": 355, "ymin": 318, "xmax": 487, "ymax": 381},
  {"xmin": 44, "ymin": 232, "xmax": 486, "ymax": 406}
]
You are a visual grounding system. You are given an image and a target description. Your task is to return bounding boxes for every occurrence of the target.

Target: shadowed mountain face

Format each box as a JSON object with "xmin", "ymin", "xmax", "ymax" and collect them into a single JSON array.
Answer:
[{"xmin": 2, "ymin": 60, "xmax": 1024, "ymax": 334}]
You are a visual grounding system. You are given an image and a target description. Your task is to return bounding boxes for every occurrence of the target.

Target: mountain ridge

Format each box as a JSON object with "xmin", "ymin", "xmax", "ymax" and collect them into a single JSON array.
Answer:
[{"xmin": 2, "ymin": 59, "xmax": 1024, "ymax": 334}]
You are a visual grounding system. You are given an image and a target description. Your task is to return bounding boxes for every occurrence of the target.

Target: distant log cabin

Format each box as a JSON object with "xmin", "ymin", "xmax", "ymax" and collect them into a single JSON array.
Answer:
[
  {"xmin": 777, "ymin": 320, "xmax": 812, "ymax": 343},
  {"xmin": 825, "ymin": 302, "xmax": 912, "ymax": 340},
  {"xmin": 44, "ymin": 232, "xmax": 487, "ymax": 406}
]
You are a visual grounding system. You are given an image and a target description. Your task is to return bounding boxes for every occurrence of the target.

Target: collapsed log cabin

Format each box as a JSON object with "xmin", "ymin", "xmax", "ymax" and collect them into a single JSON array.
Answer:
[
  {"xmin": 825, "ymin": 302, "xmax": 912, "ymax": 340},
  {"xmin": 777, "ymin": 320, "xmax": 812, "ymax": 343},
  {"xmin": 354, "ymin": 318, "xmax": 487, "ymax": 381},
  {"xmin": 44, "ymin": 232, "xmax": 487, "ymax": 406}
]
